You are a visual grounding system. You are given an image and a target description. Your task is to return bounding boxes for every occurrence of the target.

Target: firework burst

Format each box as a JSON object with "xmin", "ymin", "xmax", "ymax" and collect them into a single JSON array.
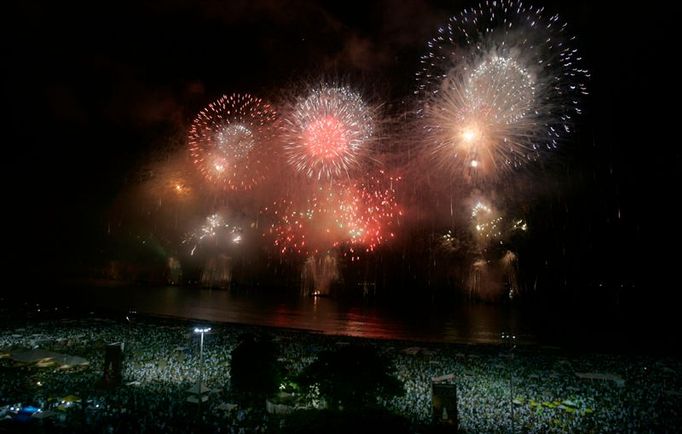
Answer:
[
  {"xmin": 263, "ymin": 171, "xmax": 401, "ymax": 256},
  {"xmin": 283, "ymin": 85, "xmax": 376, "ymax": 180},
  {"xmin": 466, "ymin": 198, "xmax": 529, "ymax": 250},
  {"xmin": 141, "ymin": 152, "xmax": 196, "ymax": 207},
  {"xmin": 417, "ymin": 0, "xmax": 588, "ymax": 178},
  {"xmin": 471, "ymin": 200, "xmax": 503, "ymax": 242},
  {"xmin": 188, "ymin": 93, "xmax": 278, "ymax": 190},
  {"xmin": 183, "ymin": 213, "xmax": 243, "ymax": 256}
]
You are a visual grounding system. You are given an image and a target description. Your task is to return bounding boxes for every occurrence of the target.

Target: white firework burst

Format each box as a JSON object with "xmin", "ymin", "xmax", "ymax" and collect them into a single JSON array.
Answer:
[
  {"xmin": 417, "ymin": 0, "xmax": 589, "ymax": 178},
  {"xmin": 188, "ymin": 93, "xmax": 278, "ymax": 190}
]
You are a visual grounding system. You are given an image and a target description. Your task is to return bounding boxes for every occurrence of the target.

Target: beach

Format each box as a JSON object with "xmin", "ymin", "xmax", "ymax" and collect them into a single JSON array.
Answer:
[{"xmin": 2, "ymin": 313, "xmax": 680, "ymax": 433}]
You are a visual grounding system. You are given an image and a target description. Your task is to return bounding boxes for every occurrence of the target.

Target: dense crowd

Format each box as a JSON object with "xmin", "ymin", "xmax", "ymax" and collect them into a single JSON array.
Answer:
[
  {"xmin": 1, "ymin": 316, "xmax": 680, "ymax": 433},
  {"xmin": 382, "ymin": 345, "xmax": 681, "ymax": 433}
]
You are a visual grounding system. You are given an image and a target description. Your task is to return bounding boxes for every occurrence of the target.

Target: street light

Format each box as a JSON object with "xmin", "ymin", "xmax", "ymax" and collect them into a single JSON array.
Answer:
[
  {"xmin": 501, "ymin": 332, "xmax": 517, "ymax": 434},
  {"xmin": 194, "ymin": 327, "xmax": 211, "ymax": 389}
]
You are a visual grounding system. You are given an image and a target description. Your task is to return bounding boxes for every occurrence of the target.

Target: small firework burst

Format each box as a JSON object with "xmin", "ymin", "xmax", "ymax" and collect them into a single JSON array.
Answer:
[
  {"xmin": 466, "ymin": 199, "xmax": 528, "ymax": 248},
  {"xmin": 472, "ymin": 200, "xmax": 504, "ymax": 242},
  {"xmin": 188, "ymin": 93, "xmax": 278, "ymax": 190},
  {"xmin": 263, "ymin": 171, "xmax": 401, "ymax": 256},
  {"xmin": 183, "ymin": 213, "xmax": 243, "ymax": 256},
  {"xmin": 142, "ymin": 154, "xmax": 195, "ymax": 205}
]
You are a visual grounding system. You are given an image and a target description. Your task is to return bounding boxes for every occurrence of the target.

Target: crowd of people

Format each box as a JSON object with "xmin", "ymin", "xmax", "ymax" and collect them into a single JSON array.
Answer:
[
  {"xmin": 381, "ymin": 344, "xmax": 680, "ymax": 432},
  {"xmin": 1, "ymin": 314, "xmax": 680, "ymax": 433}
]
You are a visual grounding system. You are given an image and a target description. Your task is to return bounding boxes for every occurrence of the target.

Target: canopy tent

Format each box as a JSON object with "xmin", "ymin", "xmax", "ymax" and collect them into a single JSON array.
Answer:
[
  {"xmin": 216, "ymin": 402, "xmax": 238, "ymax": 412},
  {"xmin": 186, "ymin": 395, "xmax": 208, "ymax": 404},
  {"xmin": 32, "ymin": 410, "xmax": 56, "ymax": 419},
  {"xmin": 62, "ymin": 395, "xmax": 81, "ymax": 403},
  {"xmin": 14, "ymin": 406, "xmax": 40, "ymax": 423},
  {"xmin": 10, "ymin": 349, "xmax": 57, "ymax": 364},
  {"xmin": 9, "ymin": 350, "xmax": 88, "ymax": 369},
  {"xmin": 187, "ymin": 383, "xmax": 210, "ymax": 395},
  {"xmin": 576, "ymin": 372, "xmax": 625, "ymax": 386},
  {"xmin": 56, "ymin": 355, "xmax": 89, "ymax": 367}
]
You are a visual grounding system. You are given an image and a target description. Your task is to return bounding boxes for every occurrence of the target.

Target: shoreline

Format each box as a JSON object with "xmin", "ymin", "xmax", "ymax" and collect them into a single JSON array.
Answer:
[{"xmin": 3, "ymin": 281, "xmax": 681, "ymax": 356}]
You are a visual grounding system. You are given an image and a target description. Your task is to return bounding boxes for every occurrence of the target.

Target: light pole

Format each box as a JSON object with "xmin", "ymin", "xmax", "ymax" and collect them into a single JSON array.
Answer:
[
  {"xmin": 501, "ymin": 332, "xmax": 517, "ymax": 434},
  {"xmin": 194, "ymin": 327, "xmax": 211, "ymax": 388}
]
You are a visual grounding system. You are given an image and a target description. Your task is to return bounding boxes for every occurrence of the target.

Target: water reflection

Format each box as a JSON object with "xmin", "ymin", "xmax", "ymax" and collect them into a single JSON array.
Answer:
[{"xmin": 69, "ymin": 286, "xmax": 535, "ymax": 345}]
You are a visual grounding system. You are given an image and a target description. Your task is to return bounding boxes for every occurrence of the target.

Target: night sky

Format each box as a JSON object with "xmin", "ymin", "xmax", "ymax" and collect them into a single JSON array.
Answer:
[{"xmin": 5, "ymin": 0, "xmax": 677, "ymax": 311}]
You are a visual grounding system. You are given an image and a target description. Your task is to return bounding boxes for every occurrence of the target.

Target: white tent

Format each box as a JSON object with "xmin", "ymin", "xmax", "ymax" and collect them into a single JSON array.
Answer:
[
  {"xmin": 32, "ymin": 410, "xmax": 56, "ymax": 420},
  {"xmin": 9, "ymin": 350, "xmax": 88, "ymax": 368},
  {"xmin": 186, "ymin": 383, "xmax": 210, "ymax": 394},
  {"xmin": 186, "ymin": 395, "xmax": 208, "ymax": 404},
  {"xmin": 216, "ymin": 403, "xmax": 238, "ymax": 412}
]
